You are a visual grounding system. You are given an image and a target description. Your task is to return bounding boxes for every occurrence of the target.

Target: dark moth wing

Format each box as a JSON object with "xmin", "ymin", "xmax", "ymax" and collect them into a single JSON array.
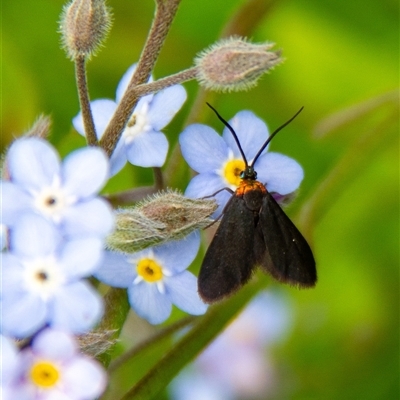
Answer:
[
  {"xmin": 257, "ymin": 190, "xmax": 317, "ymax": 287},
  {"xmin": 198, "ymin": 195, "xmax": 257, "ymax": 303}
]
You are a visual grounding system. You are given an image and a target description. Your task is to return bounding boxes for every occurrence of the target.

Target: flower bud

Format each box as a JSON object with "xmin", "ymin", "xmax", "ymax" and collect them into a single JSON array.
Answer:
[
  {"xmin": 107, "ymin": 190, "xmax": 217, "ymax": 253},
  {"xmin": 195, "ymin": 37, "xmax": 283, "ymax": 92},
  {"xmin": 60, "ymin": 0, "xmax": 111, "ymax": 59}
]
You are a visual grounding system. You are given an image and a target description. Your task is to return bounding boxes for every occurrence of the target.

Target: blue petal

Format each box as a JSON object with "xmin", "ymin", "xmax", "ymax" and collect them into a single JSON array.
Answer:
[
  {"xmin": 60, "ymin": 237, "xmax": 103, "ymax": 278},
  {"xmin": 1, "ymin": 292, "xmax": 46, "ymax": 338},
  {"xmin": 1, "ymin": 254, "xmax": 26, "ymax": 297},
  {"xmin": 147, "ymin": 85, "xmax": 187, "ymax": 130},
  {"xmin": 63, "ymin": 357, "xmax": 107, "ymax": 399},
  {"xmin": 109, "ymin": 137, "xmax": 128, "ymax": 176},
  {"xmin": 223, "ymin": 111, "xmax": 270, "ymax": 162},
  {"xmin": 62, "ymin": 198, "xmax": 114, "ymax": 239},
  {"xmin": 1, "ymin": 181, "xmax": 31, "ymax": 227},
  {"xmin": 125, "ymin": 130, "xmax": 168, "ymax": 167},
  {"xmin": 184, "ymin": 172, "xmax": 226, "ymax": 199},
  {"xmin": 128, "ymin": 282, "xmax": 172, "ymax": 324},
  {"xmin": 154, "ymin": 231, "xmax": 200, "ymax": 273},
  {"xmin": 94, "ymin": 251, "xmax": 135, "ymax": 288},
  {"xmin": 165, "ymin": 271, "xmax": 207, "ymax": 315},
  {"xmin": 73, "ymin": 99, "xmax": 117, "ymax": 139},
  {"xmin": 180, "ymin": 124, "xmax": 229, "ymax": 173},
  {"xmin": 255, "ymin": 152, "xmax": 304, "ymax": 195},
  {"xmin": 62, "ymin": 147, "xmax": 110, "ymax": 198},
  {"xmin": 11, "ymin": 213, "xmax": 60, "ymax": 258},
  {"xmin": 115, "ymin": 63, "xmax": 153, "ymax": 103},
  {"xmin": 51, "ymin": 281, "xmax": 104, "ymax": 333},
  {"xmin": 32, "ymin": 328, "xmax": 76, "ymax": 359},
  {"xmin": 7, "ymin": 138, "xmax": 60, "ymax": 191}
]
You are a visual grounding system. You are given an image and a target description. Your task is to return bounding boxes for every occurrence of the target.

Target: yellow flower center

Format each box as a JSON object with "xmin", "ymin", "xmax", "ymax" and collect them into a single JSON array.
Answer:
[
  {"xmin": 137, "ymin": 258, "xmax": 163, "ymax": 282},
  {"xmin": 29, "ymin": 361, "xmax": 60, "ymax": 388},
  {"xmin": 223, "ymin": 159, "xmax": 245, "ymax": 187}
]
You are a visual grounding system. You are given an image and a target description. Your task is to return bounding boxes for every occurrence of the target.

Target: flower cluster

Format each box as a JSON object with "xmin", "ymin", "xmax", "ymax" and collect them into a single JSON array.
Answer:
[
  {"xmin": 1, "ymin": 138, "xmax": 113, "ymax": 337},
  {"xmin": 0, "ymin": 64, "xmax": 201, "ymax": 398}
]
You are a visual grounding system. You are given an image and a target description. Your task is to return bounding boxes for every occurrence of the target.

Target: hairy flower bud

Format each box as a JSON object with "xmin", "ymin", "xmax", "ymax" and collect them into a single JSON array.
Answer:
[
  {"xmin": 107, "ymin": 190, "xmax": 217, "ymax": 253},
  {"xmin": 60, "ymin": 0, "xmax": 111, "ymax": 59},
  {"xmin": 195, "ymin": 37, "xmax": 283, "ymax": 92}
]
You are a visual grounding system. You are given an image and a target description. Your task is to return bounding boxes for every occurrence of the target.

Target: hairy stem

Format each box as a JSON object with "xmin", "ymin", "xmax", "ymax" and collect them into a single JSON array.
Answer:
[{"xmin": 75, "ymin": 55, "xmax": 98, "ymax": 145}]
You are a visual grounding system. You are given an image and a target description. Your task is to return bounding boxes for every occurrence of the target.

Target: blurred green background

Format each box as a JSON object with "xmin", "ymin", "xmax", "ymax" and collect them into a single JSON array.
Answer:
[{"xmin": 3, "ymin": 0, "xmax": 399, "ymax": 399}]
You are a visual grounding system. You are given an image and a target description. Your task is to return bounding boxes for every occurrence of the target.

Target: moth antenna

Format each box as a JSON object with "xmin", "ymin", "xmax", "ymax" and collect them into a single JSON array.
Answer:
[
  {"xmin": 206, "ymin": 102, "xmax": 248, "ymax": 168},
  {"xmin": 251, "ymin": 107, "xmax": 304, "ymax": 167}
]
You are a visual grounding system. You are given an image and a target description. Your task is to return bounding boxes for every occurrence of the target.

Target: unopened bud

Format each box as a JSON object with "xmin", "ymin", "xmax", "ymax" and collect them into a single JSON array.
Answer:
[
  {"xmin": 107, "ymin": 190, "xmax": 217, "ymax": 253},
  {"xmin": 195, "ymin": 37, "xmax": 283, "ymax": 92},
  {"xmin": 60, "ymin": 0, "xmax": 111, "ymax": 59}
]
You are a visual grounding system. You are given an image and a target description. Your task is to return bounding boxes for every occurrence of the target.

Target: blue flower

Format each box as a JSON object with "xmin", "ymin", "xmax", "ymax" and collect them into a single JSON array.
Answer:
[
  {"xmin": 73, "ymin": 64, "xmax": 187, "ymax": 175},
  {"xmin": 1, "ymin": 328, "xmax": 107, "ymax": 399},
  {"xmin": 179, "ymin": 110, "xmax": 304, "ymax": 215},
  {"xmin": 1, "ymin": 213, "xmax": 104, "ymax": 338},
  {"xmin": 2, "ymin": 137, "xmax": 114, "ymax": 239},
  {"xmin": 94, "ymin": 231, "xmax": 207, "ymax": 324}
]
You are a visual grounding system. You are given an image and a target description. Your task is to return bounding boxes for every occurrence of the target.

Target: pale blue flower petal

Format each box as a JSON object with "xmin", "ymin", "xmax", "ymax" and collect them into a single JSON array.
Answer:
[
  {"xmin": 32, "ymin": 329, "xmax": 76, "ymax": 360},
  {"xmin": 147, "ymin": 85, "xmax": 187, "ymax": 130},
  {"xmin": 1, "ymin": 335, "xmax": 18, "ymax": 387},
  {"xmin": 184, "ymin": 172, "xmax": 226, "ymax": 199},
  {"xmin": 223, "ymin": 110, "xmax": 270, "ymax": 162},
  {"xmin": 63, "ymin": 356, "xmax": 107, "ymax": 399},
  {"xmin": 60, "ymin": 237, "xmax": 103, "ymax": 278},
  {"xmin": 94, "ymin": 251, "xmax": 135, "ymax": 287},
  {"xmin": 1, "ymin": 254, "xmax": 25, "ymax": 297},
  {"xmin": 109, "ymin": 137, "xmax": 128, "ymax": 176},
  {"xmin": 1, "ymin": 181, "xmax": 31, "ymax": 227},
  {"xmin": 72, "ymin": 99, "xmax": 117, "ymax": 140},
  {"xmin": 51, "ymin": 281, "xmax": 104, "ymax": 333},
  {"xmin": 11, "ymin": 213, "xmax": 60, "ymax": 258},
  {"xmin": 1, "ymin": 293, "xmax": 46, "ymax": 338},
  {"xmin": 180, "ymin": 124, "xmax": 229, "ymax": 173},
  {"xmin": 7, "ymin": 138, "xmax": 60, "ymax": 191},
  {"xmin": 255, "ymin": 152, "xmax": 304, "ymax": 194},
  {"xmin": 116, "ymin": 64, "xmax": 136, "ymax": 102},
  {"xmin": 125, "ymin": 130, "xmax": 168, "ymax": 167},
  {"xmin": 62, "ymin": 147, "xmax": 109, "ymax": 198},
  {"xmin": 165, "ymin": 271, "xmax": 207, "ymax": 315},
  {"xmin": 62, "ymin": 198, "xmax": 114, "ymax": 238},
  {"xmin": 128, "ymin": 282, "xmax": 172, "ymax": 324},
  {"xmin": 115, "ymin": 63, "xmax": 153, "ymax": 102},
  {"xmin": 154, "ymin": 231, "xmax": 200, "ymax": 273}
]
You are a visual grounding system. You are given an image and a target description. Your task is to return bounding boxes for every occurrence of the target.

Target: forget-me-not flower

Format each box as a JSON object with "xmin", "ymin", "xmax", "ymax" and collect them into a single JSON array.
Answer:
[
  {"xmin": 1, "ymin": 329, "xmax": 107, "ymax": 400},
  {"xmin": 179, "ymin": 110, "xmax": 304, "ymax": 216},
  {"xmin": 94, "ymin": 231, "xmax": 207, "ymax": 324},
  {"xmin": 1, "ymin": 213, "xmax": 104, "ymax": 338},
  {"xmin": 73, "ymin": 64, "xmax": 187, "ymax": 175},
  {"xmin": 2, "ymin": 137, "xmax": 114, "ymax": 239}
]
